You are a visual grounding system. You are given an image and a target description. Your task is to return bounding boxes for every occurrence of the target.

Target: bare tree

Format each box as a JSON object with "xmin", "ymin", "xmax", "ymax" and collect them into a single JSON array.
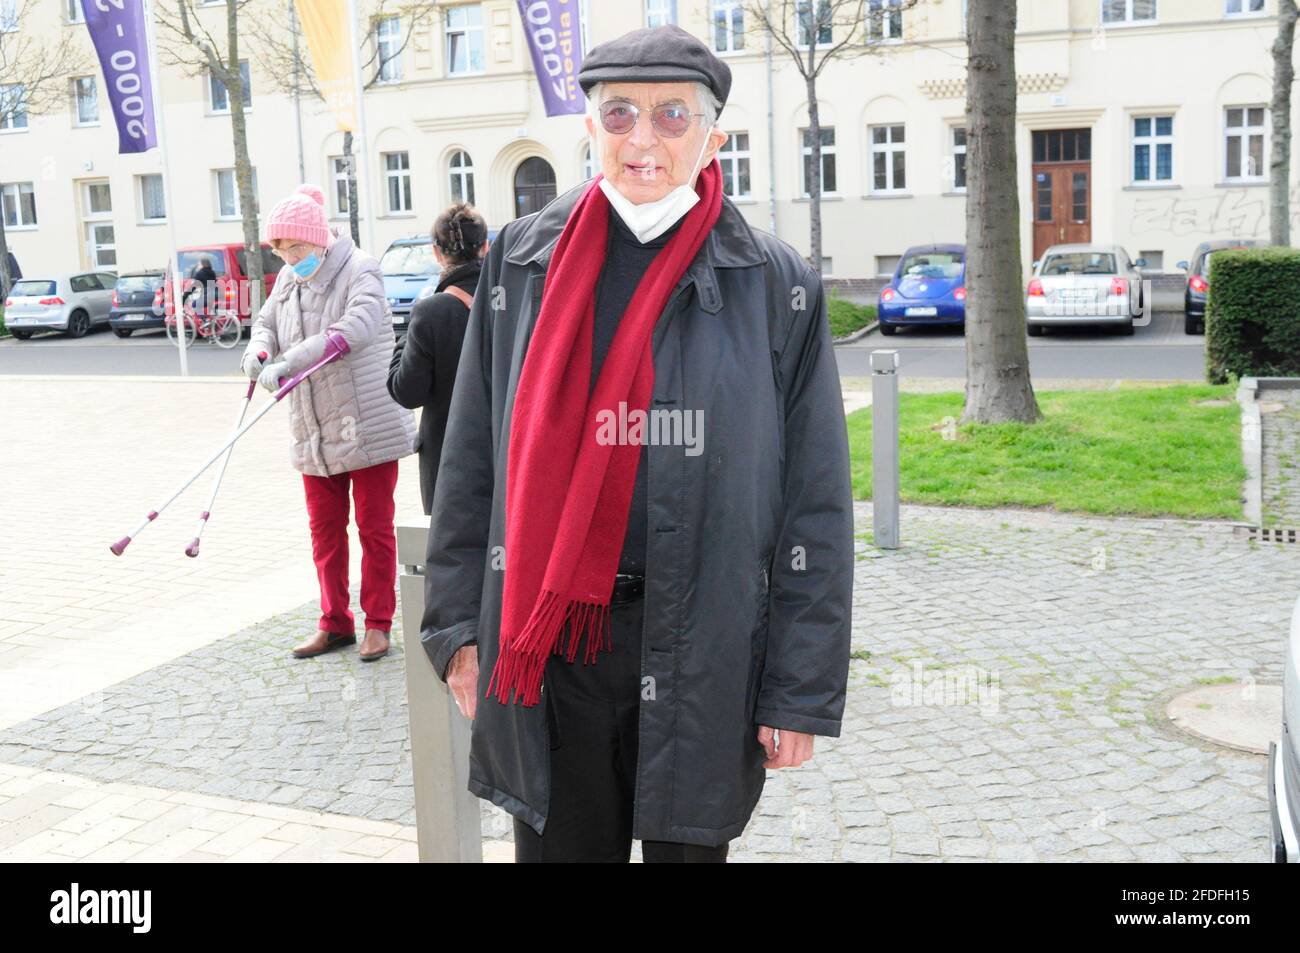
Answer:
[
  {"xmin": 249, "ymin": 1, "xmax": 437, "ymax": 244},
  {"xmin": 743, "ymin": 0, "xmax": 920, "ymax": 276},
  {"xmin": 1271, "ymin": 0, "xmax": 1297, "ymax": 246},
  {"xmin": 0, "ymin": 0, "xmax": 89, "ymax": 299},
  {"xmin": 156, "ymin": 0, "xmax": 266, "ymax": 311},
  {"xmin": 961, "ymin": 0, "xmax": 1039, "ymax": 424}
]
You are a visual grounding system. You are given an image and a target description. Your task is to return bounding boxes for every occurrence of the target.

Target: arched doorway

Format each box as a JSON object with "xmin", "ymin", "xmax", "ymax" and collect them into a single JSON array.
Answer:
[{"xmin": 513, "ymin": 157, "xmax": 556, "ymax": 219}]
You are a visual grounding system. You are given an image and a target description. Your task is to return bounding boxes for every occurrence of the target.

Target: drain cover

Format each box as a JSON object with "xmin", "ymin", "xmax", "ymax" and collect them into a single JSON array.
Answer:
[{"xmin": 1166, "ymin": 684, "xmax": 1282, "ymax": 754}]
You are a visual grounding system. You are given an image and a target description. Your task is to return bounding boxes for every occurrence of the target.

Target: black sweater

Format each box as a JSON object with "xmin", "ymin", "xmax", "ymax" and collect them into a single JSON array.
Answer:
[{"xmin": 387, "ymin": 258, "xmax": 484, "ymax": 515}]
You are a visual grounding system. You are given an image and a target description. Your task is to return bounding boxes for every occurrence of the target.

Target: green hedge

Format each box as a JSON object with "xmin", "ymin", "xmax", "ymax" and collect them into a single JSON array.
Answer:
[{"xmin": 1205, "ymin": 246, "xmax": 1300, "ymax": 383}]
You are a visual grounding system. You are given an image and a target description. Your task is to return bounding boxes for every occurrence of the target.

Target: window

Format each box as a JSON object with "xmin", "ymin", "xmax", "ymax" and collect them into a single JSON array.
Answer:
[
  {"xmin": 718, "ymin": 132, "xmax": 751, "ymax": 198},
  {"xmin": 1102, "ymin": 0, "xmax": 1156, "ymax": 24},
  {"xmin": 712, "ymin": 0, "xmax": 744, "ymax": 52},
  {"xmin": 1032, "ymin": 128, "xmax": 1091, "ymax": 162},
  {"xmin": 449, "ymin": 150, "xmax": 475, "ymax": 204},
  {"xmin": 446, "ymin": 5, "xmax": 485, "ymax": 76},
  {"xmin": 0, "ymin": 0, "xmax": 16, "ymax": 31},
  {"xmin": 581, "ymin": 143, "xmax": 594, "ymax": 180},
  {"xmin": 800, "ymin": 126, "xmax": 836, "ymax": 196},
  {"xmin": 868, "ymin": 0, "xmax": 903, "ymax": 42},
  {"xmin": 1, "ymin": 182, "xmax": 36, "ymax": 228},
  {"xmin": 1225, "ymin": 0, "xmax": 1264, "ymax": 13},
  {"xmin": 645, "ymin": 0, "xmax": 676, "ymax": 27},
  {"xmin": 0, "ymin": 83, "xmax": 27, "ymax": 130},
  {"xmin": 876, "ymin": 255, "xmax": 900, "ymax": 277},
  {"xmin": 1138, "ymin": 250, "xmax": 1163, "ymax": 270},
  {"xmin": 579, "ymin": 0, "xmax": 590, "ymax": 53},
  {"xmin": 384, "ymin": 151, "xmax": 412, "ymax": 213},
  {"xmin": 215, "ymin": 168, "xmax": 259, "ymax": 219},
  {"xmin": 138, "ymin": 174, "xmax": 166, "ymax": 221},
  {"xmin": 66, "ymin": 0, "xmax": 84, "ymax": 23},
  {"xmin": 871, "ymin": 124, "xmax": 906, "ymax": 192},
  {"xmin": 73, "ymin": 76, "xmax": 99, "ymax": 126},
  {"xmin": 1132, "ymin": 115, "xmax": 1173, "ymax": 183},
  {"xmin": 85, "ymin": 181, "xmax": 112, "ymax": 215},
  {"xmin": 951, "ymin": 126, "xmax": 967, "ymax": 190},
  {"xmin": 376, "ymin": 16, "xmax": 403, "ymax": 83},
  {"xmin": 331, "ymin": 156, "xmax": 351, "ymax": 215},
  {"xmin": 209, "ymin": 60, "xmax": 252, "ymax": 112},
  {"xmin": 1224, "ymin": 105, "xmax": 1265, "ymax": 181},
  {"xmin": 796, "ymin": 0, "xmax": 832, "ymax": 46}
]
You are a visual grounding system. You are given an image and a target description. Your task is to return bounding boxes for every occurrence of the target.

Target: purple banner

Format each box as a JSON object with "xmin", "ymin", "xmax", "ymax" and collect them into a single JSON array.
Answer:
[
  {"xmin": 81, "ymin": 0, "xmax": 158, "ymax": 154},
  {"xmin": 517, "ymin": 0, "xmax": 585, "ymax": 117}
]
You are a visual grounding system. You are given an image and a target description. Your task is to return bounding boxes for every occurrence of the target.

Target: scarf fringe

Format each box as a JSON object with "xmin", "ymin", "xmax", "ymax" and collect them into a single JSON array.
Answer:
[{"xmin": 487, "ymin": 588, "xmax": 613, "ymax": 707}]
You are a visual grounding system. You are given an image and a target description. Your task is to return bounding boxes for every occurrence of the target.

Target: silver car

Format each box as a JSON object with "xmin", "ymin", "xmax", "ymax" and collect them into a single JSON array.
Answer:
[
  {"xmin": 1026, "ymin": 243, "xmax": 1145, "ymax": 336},
  {"xmin": 3, "ymin": 271, "xmax": 117, "ymax": 340}
]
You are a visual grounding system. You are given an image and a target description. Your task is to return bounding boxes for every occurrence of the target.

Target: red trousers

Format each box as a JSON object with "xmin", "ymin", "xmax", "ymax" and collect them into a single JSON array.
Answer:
[{"xmin": 301, "ymin": 459, "xmax": 400, "ymax": 635}]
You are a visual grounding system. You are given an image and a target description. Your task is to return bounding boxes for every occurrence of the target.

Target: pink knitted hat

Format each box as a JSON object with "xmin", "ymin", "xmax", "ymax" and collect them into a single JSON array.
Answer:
[{"xmin": 267, "ymin": 184, "xmax": 332, "ymax": 248}]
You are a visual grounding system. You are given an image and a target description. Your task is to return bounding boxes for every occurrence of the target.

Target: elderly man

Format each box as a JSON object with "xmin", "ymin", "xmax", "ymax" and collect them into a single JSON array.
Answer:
[{"xmin": 420, "ymin": 24, "xmax": 852, "ymax": 863}]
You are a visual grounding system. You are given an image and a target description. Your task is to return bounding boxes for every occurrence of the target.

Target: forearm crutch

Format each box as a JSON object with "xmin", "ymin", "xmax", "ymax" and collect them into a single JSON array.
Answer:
[{"xmin": 110, "ymin": 332, "xmax": 351, "ymax": 556}]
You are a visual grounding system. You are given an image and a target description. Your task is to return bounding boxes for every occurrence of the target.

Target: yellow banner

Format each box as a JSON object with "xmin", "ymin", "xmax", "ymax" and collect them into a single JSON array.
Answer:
[{"xmin": 294, "ymin": 0, "xmax": 355, "ymax": 132}]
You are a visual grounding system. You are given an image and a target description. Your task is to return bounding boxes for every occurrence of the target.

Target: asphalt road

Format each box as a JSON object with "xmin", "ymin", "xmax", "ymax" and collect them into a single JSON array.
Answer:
[{"xmin": 0, "ymin": 311, "xmax": 1205, "ymax": 381}]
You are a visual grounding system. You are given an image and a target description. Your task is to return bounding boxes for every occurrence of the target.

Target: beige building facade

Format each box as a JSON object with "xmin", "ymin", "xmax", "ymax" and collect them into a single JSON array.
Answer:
[{"xmin": 0, "ymin": 0, "xmax": 1292, "ymax": 283}]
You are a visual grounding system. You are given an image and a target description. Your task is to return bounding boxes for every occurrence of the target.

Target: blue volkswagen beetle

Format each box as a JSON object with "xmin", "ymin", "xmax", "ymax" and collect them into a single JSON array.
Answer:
[{"xmin": 878, "ymin": 244, "xmax": 967, "ymax": 335}]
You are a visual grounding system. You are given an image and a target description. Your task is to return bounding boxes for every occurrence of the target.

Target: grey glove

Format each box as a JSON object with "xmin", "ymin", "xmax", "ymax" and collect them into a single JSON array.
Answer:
[
  {"xmin": 258, "ymin": 360, "xmax": 291, "ymax": 393},
  {"xmin": 241, "ymin": 349, "xmax": 267, "ymax": 381}
]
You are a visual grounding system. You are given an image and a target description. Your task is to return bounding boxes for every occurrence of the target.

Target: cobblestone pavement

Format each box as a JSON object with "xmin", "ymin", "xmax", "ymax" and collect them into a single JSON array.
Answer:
[
  {"xmin": 1260, "ymin": 387, "xmax": 1300, "ymax": 530},
  {"xmin": 2, "ymin": 500, "xmax": 1295, "ymax": 862}
]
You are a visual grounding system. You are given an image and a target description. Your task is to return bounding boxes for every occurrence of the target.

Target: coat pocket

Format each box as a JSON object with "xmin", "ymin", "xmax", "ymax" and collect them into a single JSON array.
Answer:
[{"xmin": 744, "ymin": 561, "xmax": 772, "ymax": 722}]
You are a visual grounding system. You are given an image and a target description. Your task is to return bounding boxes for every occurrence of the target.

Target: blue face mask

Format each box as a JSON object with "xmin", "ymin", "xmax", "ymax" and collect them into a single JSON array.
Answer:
[{"xmin": 292, "ymin": 252, "xmax": 321, "ymax": 278}]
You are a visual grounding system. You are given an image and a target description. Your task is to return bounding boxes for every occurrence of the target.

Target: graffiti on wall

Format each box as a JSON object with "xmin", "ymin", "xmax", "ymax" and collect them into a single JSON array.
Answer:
[{"xmin": 1130, "ymin": 187, "xmax": 1300, "ymax": 240}]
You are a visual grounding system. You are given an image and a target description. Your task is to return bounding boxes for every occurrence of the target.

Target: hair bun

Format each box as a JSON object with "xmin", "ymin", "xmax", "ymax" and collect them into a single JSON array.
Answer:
[{"xmin": 296, "ymin": 184, "xmax": 326, "ymax": 207}]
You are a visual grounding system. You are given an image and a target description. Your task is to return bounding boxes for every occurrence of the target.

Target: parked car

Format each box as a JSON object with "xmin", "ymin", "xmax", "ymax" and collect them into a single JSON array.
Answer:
[
  {"xmin": 1178, "ymin": 239, "xmax": 1260, "ymax": 336},
  {"xmin": 3, "ymin": 272, "xmax": 116, "ymax": 339},
  {"xmin": 1269, "ymin": 592, "xmax": 1300, "ymax": 863},
  {"xmin": 108, "ymin": 270, "xmax": 165, "ymax": 338},
  {"xmin": 877, "ymin": 244, "xmax": 966, "ymax": 335},
  {"xmin": 381, "ymin": 229, "xmax": 499, "ymax": 332},
  {"xmin": 1026, "ymin": 243, "xmax": 1145, "ymax": 336},
  {"xmin": 161, "ymin": 243, "xmax": 280, "ymax": 331}
]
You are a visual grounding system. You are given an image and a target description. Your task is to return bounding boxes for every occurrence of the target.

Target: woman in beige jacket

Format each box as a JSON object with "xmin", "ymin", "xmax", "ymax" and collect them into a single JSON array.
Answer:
[{"xmin": 241, "ymin": 184, "xmax": 416, "ymax": 661}]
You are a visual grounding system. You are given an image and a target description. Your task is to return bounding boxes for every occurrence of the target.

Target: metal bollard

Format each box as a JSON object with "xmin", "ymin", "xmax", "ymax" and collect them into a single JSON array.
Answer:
[
  {"xmin": 871, "ymin": 349, "xmax": 900, "ymax": 549},
  {"xmin": 397, "ymin": 516, "xmax": 483, "ymax": 862}
]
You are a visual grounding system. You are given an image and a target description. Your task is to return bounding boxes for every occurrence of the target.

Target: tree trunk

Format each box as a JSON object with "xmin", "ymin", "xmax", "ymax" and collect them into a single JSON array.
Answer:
[
  {"xmin": 1271, "ymin": 0, "xmax": 1297, "ymax": 246},
  {"xmin": 227, "ymin": 2, "xmax": 264, "ymax": 315},
  {"xmin": 345, "ymin": 131, "xmax": 360, "ymax": 246},
  {"xmin": 0, "ymin": 209, "xmax": 11, "ymax": 302},
  {"xmin": 805, "ymin": 21, "xmax": 822, "ymax": 277},
  {"xmin": 961, "ymin": 0, "xmax": 1040, "ymax": 425}
]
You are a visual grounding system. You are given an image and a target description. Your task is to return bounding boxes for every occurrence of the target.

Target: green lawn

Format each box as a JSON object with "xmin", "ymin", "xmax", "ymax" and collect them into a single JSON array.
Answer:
[
  {"xmin": 828, "ymin": 295, "xmax": 876, "ymax": 340},
  {"xmin": 847, "ymin": 384, "xmax": 1245, "ymax": 519}
]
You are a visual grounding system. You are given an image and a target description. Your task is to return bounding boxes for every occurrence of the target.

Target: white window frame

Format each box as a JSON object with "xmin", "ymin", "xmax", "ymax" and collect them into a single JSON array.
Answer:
[
  {"xmin": 1223, "ymin": 104, "xmax": 1266, "ymax": 182},
  {"xmin": 83, "ymin": 180, "xmax": 113, "ymax": 218},
  {"xmin": 581, "ymin": 143, "xmax": 594, "ymax": 181},
  {"xmin": 645, "ymin": 0, "xmax": 676, "ymax": 28},
  {"xmin": 867, "ymin": 0, "xmax": 904, "ymax": 43},
  {"xmin": 1224, "ymin": 0, "xmax": 1265, "ymax": 15},
  {"xmin": 376, "ymin": 16, "xmax": 403, "ymax": 83},
  {"xmin": 137, "ymin": 174, "xmax": 166, "ymax": 222},
  {"xmin": 215, "ymin": 167, "xmax": 258, "ymax": 220},
  {"xmin": 208, "ymin": 60, "xmax": 252, "ymax": 114},
  {"xmin": 383, "ymin": 151, "xmax": 413, "ymax": 214},
  {"xmin": 1131, "ymin": 113, "xmax": 1174, "ymax": 185},
  {"xmin": 66, "ymin": 0, "xmax": 84, "ymax": 23},
  {"xmin": 950, "ymin": 125, "xmax": 967, "ymax": 192},
  {"xmin": 1, "ymin": 181, "xmax": 37, "ymax": 229},
  {"xmin": 800, "ymin": 126, "xmax": 837, "ymax": 197},
  {"xmin": 718, "ymin": 131, "xmax": 752, "ymax": 198},
  {"xmin": 795, "ymin": 0, "xmax": 832, "ymax": 47},
  {"xmin": 0, "ymin": 82, "xmax": 28, "ymax": 132},
  {"xmin": 579, "ymin": 0, "xmax": 590, "ymax": 53},
  {"xmin": 870, "ymin": 123, "xmax": 907, "ymax": 193},
  {"xmin": 330, "ymin": 156, "xmax": 351, "ymax": 217},
  {"xmin": 73, "ymin": 75, "xmax": 99, "ymax": 127},
  {"xmin": 1100, "ymin": 0, "xmax": 1157, "ymax": 26},
  {"xmin": 712, "ymin": 0, "xmax": 745, "ymax": 53},
  {"xmin": 445, "ymin": 5, "xmax": 485, "ymax": 77},
  {"xmin": 449, "ymin": 149, "xmax": 476, "ymax": 204}
]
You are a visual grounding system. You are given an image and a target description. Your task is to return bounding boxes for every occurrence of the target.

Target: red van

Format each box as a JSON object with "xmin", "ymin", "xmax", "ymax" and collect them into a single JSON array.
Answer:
[{"xmin": 161, "ymin": 242, "xmax": 281, "ymax": 329}]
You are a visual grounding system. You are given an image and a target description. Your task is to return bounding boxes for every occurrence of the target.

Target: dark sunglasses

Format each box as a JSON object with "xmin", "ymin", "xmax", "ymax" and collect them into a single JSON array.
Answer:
[{"xmin": 598, "ymin": 100, "xmax": 705, "ymax": 139}]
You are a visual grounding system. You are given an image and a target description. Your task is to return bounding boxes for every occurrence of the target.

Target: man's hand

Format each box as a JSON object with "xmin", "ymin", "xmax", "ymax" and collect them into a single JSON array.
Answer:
[
  {"xmin": 757, "ymin": 726, "xmax": 815, "ymax": 769},
  {"xmin": 448, "ymin": 644, "xmax": 479, "ymax": 720}
]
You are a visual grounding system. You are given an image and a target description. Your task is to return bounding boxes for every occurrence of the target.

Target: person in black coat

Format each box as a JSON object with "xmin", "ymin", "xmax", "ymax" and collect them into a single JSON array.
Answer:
[
  {"xmin": 188, "ymin": 257, "xmax": 218, "ymax": 314},
  {"xmin": 387, "ymin": 203, "xmax": 489, "ymax": 515}
]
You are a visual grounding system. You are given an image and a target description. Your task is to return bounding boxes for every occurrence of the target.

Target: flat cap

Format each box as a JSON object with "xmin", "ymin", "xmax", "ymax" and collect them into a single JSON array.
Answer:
[{"xmin": 578, "ymin": 24, "xmax": 732, "ymax": 109}]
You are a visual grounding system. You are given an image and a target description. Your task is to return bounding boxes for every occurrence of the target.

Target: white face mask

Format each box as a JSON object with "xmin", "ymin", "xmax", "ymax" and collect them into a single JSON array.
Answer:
[{"xmin": 598, "ymin": 123, "xmax": 716, "ymax": 244}]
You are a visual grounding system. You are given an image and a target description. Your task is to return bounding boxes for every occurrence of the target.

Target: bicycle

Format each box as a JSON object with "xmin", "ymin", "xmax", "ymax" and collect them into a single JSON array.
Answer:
[{"xmin": 165, "ymin": 295, "xmax": 243, "ymax": 350}]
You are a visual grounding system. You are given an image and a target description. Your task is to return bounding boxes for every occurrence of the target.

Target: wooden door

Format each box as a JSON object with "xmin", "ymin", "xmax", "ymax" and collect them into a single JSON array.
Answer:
[{"xmin": 1031, "ymin": 129, "xmax": 1092, "ymax": 261}]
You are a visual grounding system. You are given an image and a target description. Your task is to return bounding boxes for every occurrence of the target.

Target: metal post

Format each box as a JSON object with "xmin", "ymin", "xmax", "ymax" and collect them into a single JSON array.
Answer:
[
  {"xmin": 397, "ymin": 517, "xmax": 482, "ymax": 862},
  {"xmin": 871, "ymin": 349, "xmax": 900, "ymax": 549}
]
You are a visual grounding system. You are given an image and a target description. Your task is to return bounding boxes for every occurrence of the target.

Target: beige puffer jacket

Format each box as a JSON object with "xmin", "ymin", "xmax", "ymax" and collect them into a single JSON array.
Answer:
[{"xmin": 245, "ymin": 228, "xmax": 416, "ymax": 477}]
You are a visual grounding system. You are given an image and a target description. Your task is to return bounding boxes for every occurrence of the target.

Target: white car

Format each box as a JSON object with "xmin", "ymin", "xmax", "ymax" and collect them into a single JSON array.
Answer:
[
  {"xmin": 1026, "ymin": 244, "xmax": 1145, "ymax": 336},
  {"xmin": 4, "ymin": 271, "xmax": 117, "ymax": 339},
  {"xmin": 1270, "ymin": 593, "xmax": 1300, "ymax": 862}
]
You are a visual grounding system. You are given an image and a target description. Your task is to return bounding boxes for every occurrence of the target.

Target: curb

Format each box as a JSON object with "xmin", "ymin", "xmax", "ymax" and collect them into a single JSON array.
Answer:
[{"xmin": 833, "ymin": 320, "xmax": 878, "ymax": 346}]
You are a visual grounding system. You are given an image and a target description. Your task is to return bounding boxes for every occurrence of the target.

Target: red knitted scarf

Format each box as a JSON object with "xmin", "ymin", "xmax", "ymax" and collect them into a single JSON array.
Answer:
[{"xmin": 487, "ymin": 160, "xmax": 722, "ymax": 707}]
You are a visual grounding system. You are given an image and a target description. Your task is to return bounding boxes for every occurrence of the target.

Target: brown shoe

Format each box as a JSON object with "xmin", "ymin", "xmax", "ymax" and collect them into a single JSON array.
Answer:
[
  {"xmin": 292, "ymin": 630, "xmax": 356, "ymax": 658},
  {"xmin": 359, "ymin": 628, "xmax": 391, "ymax": 662}
]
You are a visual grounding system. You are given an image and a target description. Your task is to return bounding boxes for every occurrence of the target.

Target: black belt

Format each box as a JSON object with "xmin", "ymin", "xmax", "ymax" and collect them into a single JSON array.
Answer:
[{"xmin": 611, "ymin": 573, "xmax": 645, "ymax": 605}]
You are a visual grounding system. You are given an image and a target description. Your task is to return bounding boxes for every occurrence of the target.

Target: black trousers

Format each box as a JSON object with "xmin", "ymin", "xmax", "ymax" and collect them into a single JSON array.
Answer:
[{"xmin": 512, "ymin": 595, "xmax": 730, "ymax": 863}]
